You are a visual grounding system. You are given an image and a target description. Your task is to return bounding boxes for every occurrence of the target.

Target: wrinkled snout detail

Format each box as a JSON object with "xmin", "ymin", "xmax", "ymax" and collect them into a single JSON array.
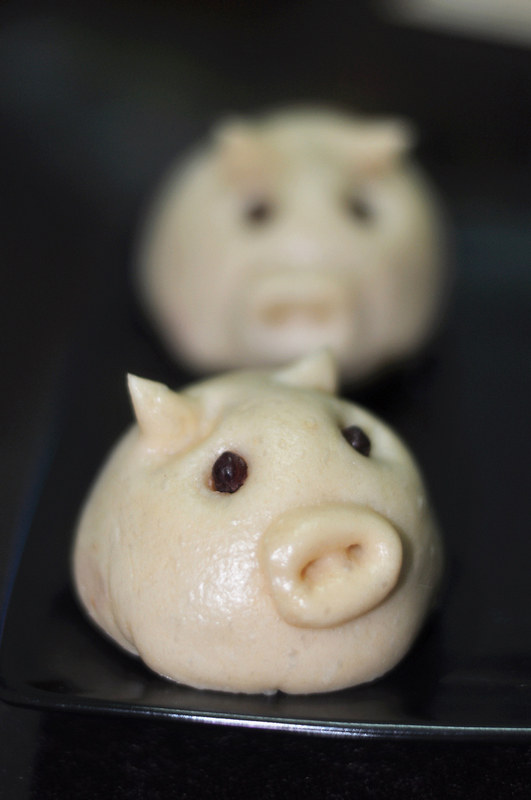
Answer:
[{"xmin": 260, "ymin": 503, "xmax": 403, "ymax": 628}]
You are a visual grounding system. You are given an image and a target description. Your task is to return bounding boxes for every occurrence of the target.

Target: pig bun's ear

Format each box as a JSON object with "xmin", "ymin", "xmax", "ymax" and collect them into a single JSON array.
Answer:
[
  {"xmin": 354, "ymin": 118, "xmax": 417, "ymax": 173},
  {"xmin": 214, "ymin": 119, "xmax": 272, "ymax": 184},
  {"xmin": 273, "ymin": 349, "xmax": 338, "ymax": 394},
  {"xmin": 127, "ymin": 375, "xmax": 199, "ymax": 453}
]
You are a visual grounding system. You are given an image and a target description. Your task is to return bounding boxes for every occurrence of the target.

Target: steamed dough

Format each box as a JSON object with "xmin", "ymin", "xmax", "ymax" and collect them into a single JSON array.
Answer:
[
  {"xmin": 136, "ymin": 107, "xmax": 449, "ymax": 381},
  {"xmin": 72, "ymin": 351, "xmax": 443, "ymax": 694}
]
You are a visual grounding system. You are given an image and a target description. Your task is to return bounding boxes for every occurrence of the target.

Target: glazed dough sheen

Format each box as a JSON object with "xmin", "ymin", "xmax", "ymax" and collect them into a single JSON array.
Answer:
[{"xmin": 72, "ymin": 351, "xmax": 443, "ymax": 694}]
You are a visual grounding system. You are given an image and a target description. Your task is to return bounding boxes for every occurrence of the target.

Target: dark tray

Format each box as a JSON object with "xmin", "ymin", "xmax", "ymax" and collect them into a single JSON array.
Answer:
[{"xmin": 1, "ymin": 267, "xmax": 530, "ymax": 741}]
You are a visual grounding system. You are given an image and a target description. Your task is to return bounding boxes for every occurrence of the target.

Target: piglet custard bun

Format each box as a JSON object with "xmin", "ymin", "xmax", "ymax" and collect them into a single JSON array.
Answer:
[
  {"xmin": 136, "ymin": 107, "xmax": 449, "ymax": 382},
  {"xmin": 72, "ymin": 351, "xmax": 443, "ymax": 694}
]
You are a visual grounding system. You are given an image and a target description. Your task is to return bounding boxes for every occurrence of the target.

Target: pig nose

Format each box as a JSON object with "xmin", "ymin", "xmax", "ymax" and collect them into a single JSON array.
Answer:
[
  {"xmin": 260, "ymin": 504, "xmax": 403, "ymax": 628},
  {"xmin": 258, "ymin": 297, "xmax": 335, "ymax": 327},
  {"xmin": 249, "ymin": 273, "xmax": 345, "ymax": 330}
]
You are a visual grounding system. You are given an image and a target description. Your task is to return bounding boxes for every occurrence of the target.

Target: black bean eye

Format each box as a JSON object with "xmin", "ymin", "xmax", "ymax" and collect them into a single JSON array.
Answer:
[
  {"xmin": 211, "ymin": 451, "xmax": 248, "ymax": 493},
  {"xmin": 345, "ymin": 193, "xmax": 374, "ymax": 223},
  {"xmin": 244, "ymin": 197, "xmax": 274, "ymax": 224},
  {"xmin": 342, "ymin": 425, "xmax": 371, "ymax": 456}
]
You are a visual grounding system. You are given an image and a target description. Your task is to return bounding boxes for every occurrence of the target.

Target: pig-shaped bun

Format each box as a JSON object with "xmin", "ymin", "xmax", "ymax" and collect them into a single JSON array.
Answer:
[
  {"xmin": 72, "ymin": 351, "xmax": 443, "ymax": 694},
  {"xmin": 136, "ymin": 107, "xmax": 449, "ymax": 382}
]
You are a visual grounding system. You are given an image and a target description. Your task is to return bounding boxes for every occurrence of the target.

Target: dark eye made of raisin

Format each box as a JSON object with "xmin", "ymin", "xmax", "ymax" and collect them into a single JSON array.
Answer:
[
  {"xmin": 344, "ymin": 193, "xmax": 375, "ymax": 223},
  {"xmin": 211, "ymin": 451, "xmax": 248, "ymax": 493},
  {"xmin": 244, "ymin": 197, "xmax": 274, "ymax": 225},
  {"xmin": 342, "ymin": 425, "xmax": 371, "ymax": 457}
]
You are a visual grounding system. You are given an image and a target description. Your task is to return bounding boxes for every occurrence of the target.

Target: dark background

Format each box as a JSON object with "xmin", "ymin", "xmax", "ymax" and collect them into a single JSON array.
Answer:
[{"xmin": 1, "ymin": 1, "xmax": 530, "ymax": 796}]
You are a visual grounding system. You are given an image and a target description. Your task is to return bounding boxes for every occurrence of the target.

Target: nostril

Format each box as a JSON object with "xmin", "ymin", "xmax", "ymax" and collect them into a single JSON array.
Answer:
[
  {"xmin": 259, "ymin": 300, "xmax": 335, "ymax": 327},
  {"xmin": 347, "ymin": 543, "xmax": 363, "ymax": 561},
  {"xmin": 259, "ymin": 302, "xmax": 292, "ymax": 326},
  {"xmin": 301, "ymin": 544, "xmax": 363, "ymax": 585}
]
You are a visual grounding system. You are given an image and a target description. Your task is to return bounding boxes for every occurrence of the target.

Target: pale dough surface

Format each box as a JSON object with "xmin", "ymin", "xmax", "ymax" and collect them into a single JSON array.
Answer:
[
  {"xmin": 72, "ymin": 352, "xmax": 443, "ymax": 693},
  {"xmin": 136, "ymin": 107, "xmax": 449, "ymax": 381}
]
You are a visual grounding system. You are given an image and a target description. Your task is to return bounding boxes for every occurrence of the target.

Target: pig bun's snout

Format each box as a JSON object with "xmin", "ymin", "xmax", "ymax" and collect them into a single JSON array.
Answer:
[
  {"xmin": 257, "ymin": 296, "xmax": 336, "ymax": 328},
  {"xmin": 260, "ymin": 504, "xmax": 403, "ymax": 628},
  {"xmin": 247, "ymin": 273, "xmax": 346, "ymax": 331}
]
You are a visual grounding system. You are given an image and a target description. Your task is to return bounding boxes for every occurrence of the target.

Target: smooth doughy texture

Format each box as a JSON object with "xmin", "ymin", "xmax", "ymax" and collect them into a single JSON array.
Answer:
[
  {"xmin": 72, "ymin": 351, "xmax": 443, "ymax": 694},
  {"xmin": 136, "ymin": 107, "xmax": 449, "ymax": 381}
]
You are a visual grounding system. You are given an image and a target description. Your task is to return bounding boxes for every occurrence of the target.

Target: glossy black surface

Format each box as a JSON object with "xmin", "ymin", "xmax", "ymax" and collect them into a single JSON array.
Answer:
[{"xmin": 1, "ymin": 0, "xmax": 531, "ymax": 795}]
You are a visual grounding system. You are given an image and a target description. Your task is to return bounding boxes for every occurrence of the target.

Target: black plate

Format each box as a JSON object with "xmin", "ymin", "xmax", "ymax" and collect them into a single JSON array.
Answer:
[{"xmin": 1, "ymin": 259, "xmax": 531, "ymax": 740}]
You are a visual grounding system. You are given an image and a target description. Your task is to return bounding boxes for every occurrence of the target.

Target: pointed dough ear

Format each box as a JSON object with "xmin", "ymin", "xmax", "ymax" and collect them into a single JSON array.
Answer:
[
  {"xmin": 353, "ymin": 119, "xmax": 416, "ymax": 173},
  {"xmin": 214, "ymin": 119, "xmax": 272, "ymax": 184},
  {"xmin": 127, "ymin": 375, "xmax": 199, "ymax": 452},
  {"xmin": 273, "ymin": 349, "xmax": 338, "ymax": 394}
]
